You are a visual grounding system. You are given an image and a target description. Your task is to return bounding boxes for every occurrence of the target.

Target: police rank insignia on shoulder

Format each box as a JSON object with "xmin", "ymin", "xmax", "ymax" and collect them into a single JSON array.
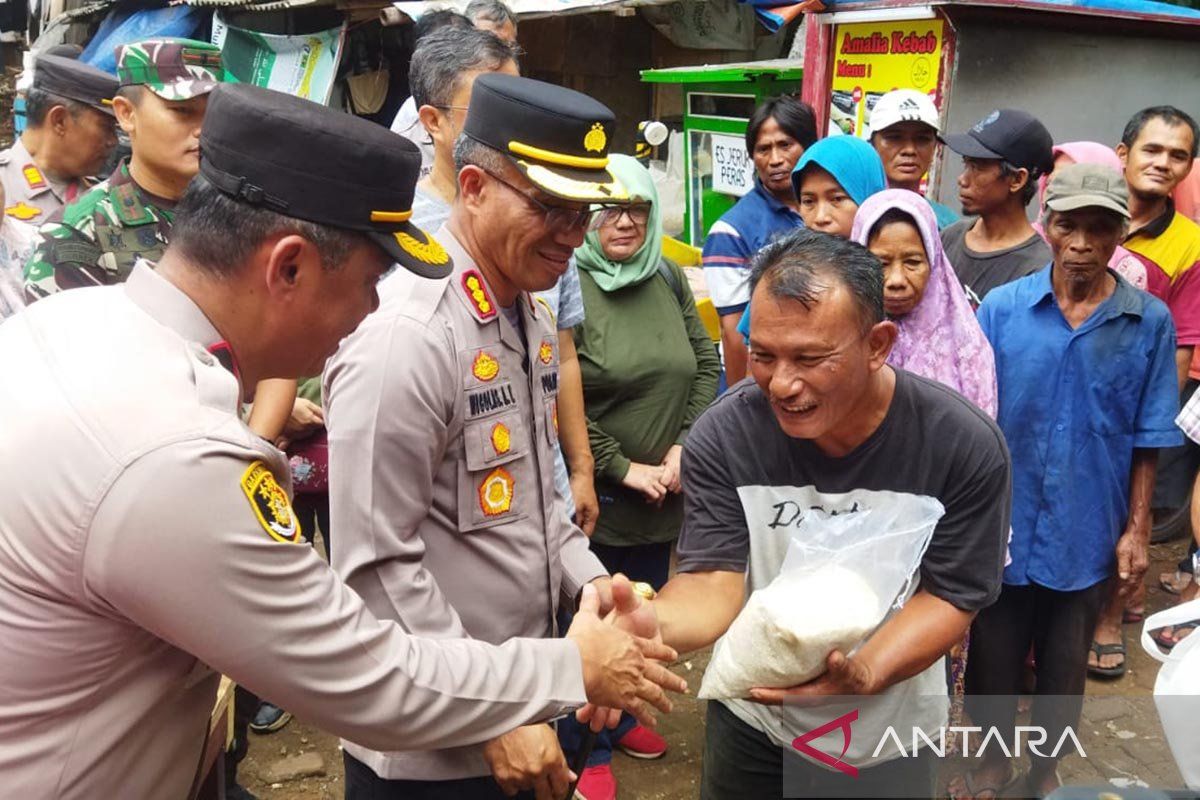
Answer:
[
  {"xmin": 478, "ymin": 466, "xmax": 515, "ymax": 516},
  {"xmin": 240, "ymin": 461, "xmax": 302, "ymax": 543},
  {"xmin": 22, "ymin": 163, "xmax": 46, "ymax": 190},
  {"xmin": 472, "ymin": 350, "xmax": 500, "ymax": 382},
  {"xmin": 462, "ymin": 270, "xmax": 497, "ymax": 320}
]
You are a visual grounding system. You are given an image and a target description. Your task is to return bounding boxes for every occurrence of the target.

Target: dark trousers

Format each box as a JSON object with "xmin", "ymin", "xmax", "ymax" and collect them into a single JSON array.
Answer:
[
  {"xmin": 295, "ymin": 492, "xmax": 331, "ymax": 561},
  {"xmin": 702, "ymin": 700, "xmax": 937, "ymax": 800},
  {"xmin": 343, "ymin": 751, "xmax": 533, "ymax": 800},
  {"xmin": 224, "ymin": 685, "xmax": 259, "ymax": 790},
  {"xmin": 964, "ymin": 580, "xmax": 1108, "ymax": 771},
  {"xmin": 557, "ymin": 539, "xmax": 673, "ymax": 767}
]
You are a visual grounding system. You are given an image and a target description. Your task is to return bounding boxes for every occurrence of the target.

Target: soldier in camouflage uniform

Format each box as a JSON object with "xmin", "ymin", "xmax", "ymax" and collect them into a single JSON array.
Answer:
[{"xmin": 23, "ymin": 39, "xmax": 232, "ymax": 303}]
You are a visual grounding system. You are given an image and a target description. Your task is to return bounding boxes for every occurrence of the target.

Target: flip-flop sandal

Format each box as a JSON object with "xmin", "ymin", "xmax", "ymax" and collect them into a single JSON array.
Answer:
[
  {"xmin": 1160, "ymin": 570, "xmax": 1194, "ymax": 595},
  {"xmin": 1122, "ymin": 608, "xmax": 1146, "ymax": 624},
  {"xmin": 1152, "ymin": 621, "xmax": 1199, "ymax": 653},
  {"xmin": 1087, "ymin": 640, "xmax": 1126, "ymax": 678},
  {"xmin": 948, "ymin": 769, "xmax": 1025, "ymax": 800}
]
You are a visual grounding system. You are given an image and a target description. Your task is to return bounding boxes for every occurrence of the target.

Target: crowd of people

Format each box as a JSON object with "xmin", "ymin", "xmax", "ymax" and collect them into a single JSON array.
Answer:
[{"xmin": 0, "ymin": 4, "xmax": 1198, "ymax": 800}]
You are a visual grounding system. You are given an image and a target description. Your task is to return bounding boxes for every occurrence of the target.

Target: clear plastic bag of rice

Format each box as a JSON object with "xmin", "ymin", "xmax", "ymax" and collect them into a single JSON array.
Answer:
[
  {"xmin": 698, "ymin": 487, "xmax": 944, "ymax": 700},
  {"xmin": 698, "ymin": 565, "xmax": 880, "ymax": 699}
]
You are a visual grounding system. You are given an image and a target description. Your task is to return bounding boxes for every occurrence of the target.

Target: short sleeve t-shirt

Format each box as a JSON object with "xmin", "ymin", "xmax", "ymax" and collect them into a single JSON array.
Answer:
[
  {"xmin": 941, "ymin": 220, "xmax": 1052, "ymax": 308},
  {"xmin": 678, "ymin": 370, "xmax": 1011, "ymax": 767},
  {"xmin": 1124, "ymin": 203, "xmax": 1200, "ymax": 347}
]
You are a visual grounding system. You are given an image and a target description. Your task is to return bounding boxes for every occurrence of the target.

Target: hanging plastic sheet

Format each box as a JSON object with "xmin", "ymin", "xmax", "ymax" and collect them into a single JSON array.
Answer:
[{"xmin": 79, "ymin": 5, "xmax": 208, "ymax": 74}]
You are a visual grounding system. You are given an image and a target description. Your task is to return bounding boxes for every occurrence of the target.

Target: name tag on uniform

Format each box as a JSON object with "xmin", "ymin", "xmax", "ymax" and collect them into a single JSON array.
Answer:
[{"xmin": 466, "ymin": 381, "xmax": 517, "ymax": 420}]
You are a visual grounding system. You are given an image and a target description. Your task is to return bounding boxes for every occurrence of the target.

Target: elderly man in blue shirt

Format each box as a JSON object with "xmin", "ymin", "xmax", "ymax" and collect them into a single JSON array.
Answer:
[{"xmin": 953, "ymin": 163, "xmax": 1183, "ymax": 800}]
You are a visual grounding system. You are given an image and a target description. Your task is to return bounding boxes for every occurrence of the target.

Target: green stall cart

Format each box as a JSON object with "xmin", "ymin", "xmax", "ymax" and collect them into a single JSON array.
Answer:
[{"xmin": 640, "ymin": 60, "xmax": 803, "ymax": 247}]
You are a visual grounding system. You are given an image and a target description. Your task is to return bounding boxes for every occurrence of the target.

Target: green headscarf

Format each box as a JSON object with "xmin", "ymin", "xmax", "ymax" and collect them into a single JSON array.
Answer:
[{"xmin": 574, "ymin": 154, "xmax": 663, "ymax": 292}]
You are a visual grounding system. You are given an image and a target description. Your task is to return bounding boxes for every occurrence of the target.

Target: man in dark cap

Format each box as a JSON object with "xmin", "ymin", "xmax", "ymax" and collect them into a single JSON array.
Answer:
[
  {"xmin": 0, "ymin": 82, "xmax": 683, "ymax": 800},
  {"xmin": 940, "ymin": 108, "xmax": 1055, "ymax": 306},
  {"xmin": 324, "ymin": 73, "xmax": 638, "ymax": 799},
  {"xmin": 0, "ymin": 52, "xmax": 117, "ymax": 224},
  {"xmin": 23, "ymin": 38, "xmax": 233, "ymax": 302}
]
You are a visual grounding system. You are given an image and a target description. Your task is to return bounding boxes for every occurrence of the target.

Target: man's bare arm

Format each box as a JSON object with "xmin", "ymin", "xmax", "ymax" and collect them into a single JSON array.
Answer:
[{"xmin": 653, "ymin": 570, "xmax": 745, "ymax": 656}]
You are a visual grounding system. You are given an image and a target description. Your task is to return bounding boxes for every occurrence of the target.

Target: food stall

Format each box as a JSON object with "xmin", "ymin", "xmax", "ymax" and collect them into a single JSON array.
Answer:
[
  {"xmin": 640, "ymin": 60, "xmax": 802, "ymax": 246},
  {"xmin": 798, "ymin": 0, "xmax": 1200, "ymax": 206}
]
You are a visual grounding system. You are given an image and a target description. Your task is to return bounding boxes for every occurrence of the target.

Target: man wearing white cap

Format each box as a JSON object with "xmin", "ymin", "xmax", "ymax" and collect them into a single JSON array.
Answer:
[{"xmin": 868, "ymin": 89, "xmax": 959, "ymax": 229}]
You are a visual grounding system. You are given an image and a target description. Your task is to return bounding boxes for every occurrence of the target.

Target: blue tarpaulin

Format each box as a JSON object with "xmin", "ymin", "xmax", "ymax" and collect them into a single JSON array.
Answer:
[{"xmin": 79, "ymin": 5, "xmax": 208, "ymax": 75}]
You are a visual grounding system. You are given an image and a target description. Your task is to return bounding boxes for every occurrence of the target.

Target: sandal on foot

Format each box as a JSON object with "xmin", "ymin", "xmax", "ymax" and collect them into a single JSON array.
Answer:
[
  {"xmin": 1160, "ymin": 570, "xmax": 1194, "ymax": 595},
  {"xmin": 1087, "ymin": 640, "xmax": 1126, "ymax": 678},
  {"xmin": 1152, "ymin": 621, "xmax": 1199, "ymax": 653}
]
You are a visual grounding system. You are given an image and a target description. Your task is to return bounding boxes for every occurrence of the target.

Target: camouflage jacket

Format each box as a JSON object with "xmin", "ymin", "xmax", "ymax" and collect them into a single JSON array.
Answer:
[{"xmin": 23, "ymin": 161, "xmax": 175, "ymax": 303}]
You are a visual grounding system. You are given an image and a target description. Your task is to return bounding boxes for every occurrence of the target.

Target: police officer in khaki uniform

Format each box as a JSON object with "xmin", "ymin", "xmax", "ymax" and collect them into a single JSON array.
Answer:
[
  {"xmin": 324, "ymin": 74, "xmax": 637, "ymax": 800},
  {"xmin": 0, "ymin": 52, "xmax": 117, "ymax": 224},
  {"xmin": 0, "ymin": 82, "xmax": 682, "ymax": 800}
]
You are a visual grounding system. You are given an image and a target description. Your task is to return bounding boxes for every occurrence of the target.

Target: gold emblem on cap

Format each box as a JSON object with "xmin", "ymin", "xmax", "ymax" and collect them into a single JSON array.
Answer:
[
  {"xmin": 584, "ymin": 123, "xmax": 607, "ymax": 154},
  {"xmin": 394, "ymin": 231, "xmax": 449, "ymax": 265}
]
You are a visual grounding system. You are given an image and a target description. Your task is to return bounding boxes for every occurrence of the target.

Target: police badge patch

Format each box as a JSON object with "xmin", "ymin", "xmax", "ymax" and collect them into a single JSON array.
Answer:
[
  {"xmin": 478, "ymin": 467, "xmax": 515, "ymax": 517},
  {"xmin": 240, "ymin": 461, "xmax": 302, "ymax": 543}
]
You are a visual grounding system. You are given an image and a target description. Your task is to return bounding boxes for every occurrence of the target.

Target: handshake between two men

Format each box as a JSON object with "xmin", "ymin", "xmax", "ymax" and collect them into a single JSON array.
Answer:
[{"xmin": 484, "ymin": 574, "xmax": 683, "ymax": 800}]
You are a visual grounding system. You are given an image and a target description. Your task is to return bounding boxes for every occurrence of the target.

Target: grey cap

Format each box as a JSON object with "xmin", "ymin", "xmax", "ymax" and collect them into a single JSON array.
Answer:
[{"xmin": 1044, "ymin": 163, "xmax": 1130, "ymax": 219}]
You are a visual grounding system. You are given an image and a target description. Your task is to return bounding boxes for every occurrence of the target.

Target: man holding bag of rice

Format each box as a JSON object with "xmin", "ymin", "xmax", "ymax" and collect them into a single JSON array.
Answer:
[{"xmin": 642, "ymin": 229, "xmax": 1012, "ymax": 799}]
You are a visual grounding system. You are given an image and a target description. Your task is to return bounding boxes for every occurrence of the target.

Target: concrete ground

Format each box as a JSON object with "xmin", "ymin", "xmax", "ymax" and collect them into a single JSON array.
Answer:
[{"xmin": 239, "ymin": 542, "xmax": 1194, "ymax": 799}]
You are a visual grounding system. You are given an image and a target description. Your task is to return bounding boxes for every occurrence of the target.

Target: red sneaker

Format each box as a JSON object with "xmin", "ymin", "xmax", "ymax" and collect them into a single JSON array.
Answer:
[
  {"xmin": 574, "ymin": 764, "xmax": 617, "ymax": 800},
  {"xmin": 615, "ymin": 724, "xmax": 668, "ymax": 759}
]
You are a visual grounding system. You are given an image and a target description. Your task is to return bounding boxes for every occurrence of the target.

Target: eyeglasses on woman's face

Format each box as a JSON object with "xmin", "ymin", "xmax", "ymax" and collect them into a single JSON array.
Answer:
[{"xmin": 595, "ymin": 203, "xmax": 652, "ymax": 229}]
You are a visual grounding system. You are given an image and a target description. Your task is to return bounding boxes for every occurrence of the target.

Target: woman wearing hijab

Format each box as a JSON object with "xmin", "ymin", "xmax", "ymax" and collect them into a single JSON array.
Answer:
[
  {"xmin": 560, "ymin": 155, "xmax": 721, "ymax": 800},
  {"xmin": 1035, "ymin": 141, "xmax": 1147, "ymax": 289},
  {"xmin": 736, "ymin": 135, "xmax": 887, "ymax": 342},
  {"xmin": 796, "ymin": 134, "xmax": 889, "ymax": 237},
  {"xmin": 852, "ymin": 190, "xmax": 998, "ymax": 765},
  {"xmin": 850, "ymin": 189, "xmax": 998, "ymax": 416}
]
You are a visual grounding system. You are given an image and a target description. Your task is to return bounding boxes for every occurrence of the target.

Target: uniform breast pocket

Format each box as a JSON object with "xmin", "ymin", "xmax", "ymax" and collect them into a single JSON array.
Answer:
[{"xmin": 458, "ymin": 411, "xmax": 532, "ymax": 532}]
